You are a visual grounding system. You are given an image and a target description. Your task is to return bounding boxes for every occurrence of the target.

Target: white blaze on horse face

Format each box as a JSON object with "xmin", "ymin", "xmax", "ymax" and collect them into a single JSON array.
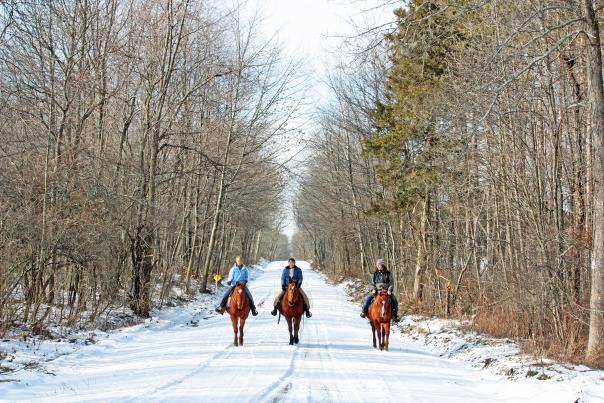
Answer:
[{"xmin": 238, "ymin": 289, "xmax": 243, "ymax": 294}]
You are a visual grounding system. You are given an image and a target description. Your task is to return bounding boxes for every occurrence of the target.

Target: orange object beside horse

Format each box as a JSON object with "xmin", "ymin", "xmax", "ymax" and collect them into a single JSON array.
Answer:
[
  {"xmin": 228, "ymin": 282, "xmax": 250, "ymax": 346},
  {"xmin": 368, "ymin": 289, "xmax": 392, "ymax": 351},
  {"xmin": 281, "ymin": 281, "xmax": 304, "ymax": 345}
]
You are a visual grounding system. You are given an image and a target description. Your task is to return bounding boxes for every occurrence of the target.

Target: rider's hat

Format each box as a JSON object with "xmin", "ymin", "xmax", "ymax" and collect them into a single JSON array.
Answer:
[{"xmin": 376, "ymin": 258, "xmax": 385, "ymax": 265}]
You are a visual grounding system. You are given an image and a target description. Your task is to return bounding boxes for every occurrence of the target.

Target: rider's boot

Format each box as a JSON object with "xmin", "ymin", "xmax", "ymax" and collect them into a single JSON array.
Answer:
[
  {"xmin": 360, "ymin": 311, "xmax": 367, "ymax": 318},
  {"xmin": 215, "ymin": 303, "xmax": 226, "ymax": 315},
  {"xmin": 251, "ymin": 305, "xmax": 258, "ymax": 316},
  {"xmin": 392, "ymin": 309, "xmax": 399, "ymax": 323},
  {"xmin": 215, "ymin": 296, "xmax": 228, "ymax": 314},
  {"xmin": 271, "ymin": 301, "xmax": 281, "ymax": 316},
  {"xmin": 303, "ymin": 302, "xmax": 312, "ymax": 318}
]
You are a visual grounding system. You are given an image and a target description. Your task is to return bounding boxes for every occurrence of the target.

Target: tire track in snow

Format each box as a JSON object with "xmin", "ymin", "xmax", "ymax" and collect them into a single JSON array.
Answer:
[
  {"xmin": 255, "ymin": 312, "xmax": 308, "ymax": 402},
  {"xmin": 317, "ymin": 320, "xmax": 364, "ymax": 402},
  {"xmin": 309, "ymin": 319, "xmax": 340, "ymax": 402},
  {"xmin": 250, "ymin": 346, "xmax": 300, "ymax": 402},
  {"xmin": 123, "ymin": 343, "xmax": 235, "ymax": 402}
]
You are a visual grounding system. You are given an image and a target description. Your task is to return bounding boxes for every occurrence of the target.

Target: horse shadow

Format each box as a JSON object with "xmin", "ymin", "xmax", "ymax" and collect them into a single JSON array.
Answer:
[{"xmin": 300, "ymin": 341, "xmax": 437, "ymax": 359}]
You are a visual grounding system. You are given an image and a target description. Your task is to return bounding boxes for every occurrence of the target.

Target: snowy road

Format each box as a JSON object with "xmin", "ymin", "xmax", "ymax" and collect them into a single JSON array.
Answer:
[{"xmin": 1, "ymin": 261, "xmax": 600, "ymax": 402}]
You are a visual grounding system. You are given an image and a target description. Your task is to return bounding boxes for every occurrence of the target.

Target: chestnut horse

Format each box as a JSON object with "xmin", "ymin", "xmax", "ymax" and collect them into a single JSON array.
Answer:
[
  {"xmin": 368, "ymin": 289, "xmax": 392, "ymax": 351},
  {"xmin": 228, "ymin": 282, "xmax": 250, "ymax": 346},
  {"xmin": 281, "ymin": 281, "xmax": 304, "ymax": 345}
]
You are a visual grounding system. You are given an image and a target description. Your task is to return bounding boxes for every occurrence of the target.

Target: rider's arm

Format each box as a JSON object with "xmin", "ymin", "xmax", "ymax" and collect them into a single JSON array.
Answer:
[
  {"xmin": 371, "ymin": 272, "xmax": 378, "ymax": 293},
  {"xmin": 387, "ymin": 272, "xmax": 394, "ymax": 293},
  {"xmin": 281, "ymin": 269, "xmax": 287, "ymax": 290},
  {"xmin": 298, "ymin": 268, "xmax": 303, "ymax": 287},
  {"xmin": 226, "ymin": 267, "xmax": 234, "ymax": 285}
]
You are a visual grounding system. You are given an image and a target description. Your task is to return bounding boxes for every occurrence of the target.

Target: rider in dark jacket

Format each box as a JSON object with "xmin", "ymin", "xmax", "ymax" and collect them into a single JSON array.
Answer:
[
  {"xmin": 270, "ymin": 257, "xmax": 312, "ymax": 318},
  {"xmin": 360, "ymin": 258, "xmax": 399, "ymax": 322}
]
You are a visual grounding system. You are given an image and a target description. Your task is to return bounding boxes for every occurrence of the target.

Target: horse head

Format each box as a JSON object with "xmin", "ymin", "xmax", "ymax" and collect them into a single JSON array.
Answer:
[
  {"xmin": 233, "ymin": 283, "xmax": 247, "ymax": 310},
  {"xmin": 376, "ymin": 289, "xmax": 391, "ymax": 318},
  {"xmin": 286, "ymin": 281, "xmax": 299, "ymax": 307}
]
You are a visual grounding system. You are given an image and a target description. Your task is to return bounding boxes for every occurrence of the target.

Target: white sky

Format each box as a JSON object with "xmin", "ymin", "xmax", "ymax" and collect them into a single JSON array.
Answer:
[
  {"xmin": 254, "ymin": 0, "xmax": 394, "ymax": 95},
  {"xmin": 246, "ymin": 0, "xmax": 397, "ymax": 242}
]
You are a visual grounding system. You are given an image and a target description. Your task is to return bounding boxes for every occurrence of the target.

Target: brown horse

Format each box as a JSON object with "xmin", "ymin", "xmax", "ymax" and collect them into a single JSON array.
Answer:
[
  {"xmin": 228, "ymin": 282, "xmax": 250, "ymax": 346},
  {"xmin": 368, "ymin": 289, "xmax": 392, "ymax": 351},
  {"xmin": 281, "ymin": 281, "xmax": 304, "ymax": 345}
]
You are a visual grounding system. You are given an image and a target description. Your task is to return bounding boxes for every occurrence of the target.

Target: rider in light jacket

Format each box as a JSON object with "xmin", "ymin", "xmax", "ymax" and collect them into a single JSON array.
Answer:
[
  {"xmin": 360, "ymin": 258, "xmax": 399, "ymax": 322},
  {"xmin": 215, "ymin": 256, "xmax": 258, "ymax": 316}
]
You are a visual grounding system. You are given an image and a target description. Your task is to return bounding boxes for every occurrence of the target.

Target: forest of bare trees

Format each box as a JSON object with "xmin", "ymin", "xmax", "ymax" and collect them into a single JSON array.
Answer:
[
  {"xmin": 1, "ymin": 0, "xmax": 603, "ymax": 370},
  {"xmin": 293, "ymin": 0, "xmax": 604, "ymax": 366},
  {"xmin": 0, "ymin": 0, "xmax": 292, "ymax": 333}
]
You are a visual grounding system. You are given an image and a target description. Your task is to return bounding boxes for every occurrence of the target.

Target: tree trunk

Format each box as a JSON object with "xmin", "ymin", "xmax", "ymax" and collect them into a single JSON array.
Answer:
[
  {"xmin": 583, "ymin": 0, "xmax": 604, "ymax": 362},
  {"xmin": 413, "ymin": 196, "xmax": 429, "ymax": 301}
]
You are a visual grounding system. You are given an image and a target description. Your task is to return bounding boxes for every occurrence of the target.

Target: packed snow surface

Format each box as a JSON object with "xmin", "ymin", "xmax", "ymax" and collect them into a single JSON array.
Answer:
[{"xmin": 1, "ymin": 261, "xmax": 602, "ymax": 402}]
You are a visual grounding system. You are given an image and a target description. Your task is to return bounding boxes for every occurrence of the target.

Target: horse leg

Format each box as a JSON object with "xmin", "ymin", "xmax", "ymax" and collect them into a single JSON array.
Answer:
[
  {"xmin": 231, "ymin": 316, "xmax": 238, "ymax": 347},
  {"xmin": 239, "ymin": 318, "xmax": 245, "ymax": 346},
  {"xmin": 378, "ymin": 323, "xmax": 384, "ymax": 350},
  {"xmin": 293, "ymin": 316, "xmax": 300, "ymax": 344},
  {"xmin": 371, "ymin": 321, "xmax": 377, "ymax": 348},
  {"xmin": 383, "ymin": 322, "xmax": 390, "ymax": 352},
  {"xmin": 287, "ymin": 317, "xmax": 294, "ymax": 345}
]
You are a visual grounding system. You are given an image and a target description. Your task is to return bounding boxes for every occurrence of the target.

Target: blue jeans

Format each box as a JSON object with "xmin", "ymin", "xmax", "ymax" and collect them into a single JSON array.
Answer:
[
  {"xmin": 220, "ymin": 285, "xmax": 256, "ymax": 309},
  {"xmin": 363, "ymin": 293, "xmax": 398, "ymax": 315}
]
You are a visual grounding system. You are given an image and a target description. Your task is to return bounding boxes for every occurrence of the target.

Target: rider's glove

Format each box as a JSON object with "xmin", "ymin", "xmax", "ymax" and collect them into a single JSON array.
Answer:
[{"xmin": 387, "ymin": 290, "xmax": 392, "ymax": 295}]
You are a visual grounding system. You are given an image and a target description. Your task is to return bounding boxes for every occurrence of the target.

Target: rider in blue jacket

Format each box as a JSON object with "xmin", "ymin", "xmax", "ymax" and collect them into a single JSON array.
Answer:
[
  {"xmin": 215, "ymin": 256, "xmax": 258, "ymax": 316},
  {"xmin": 271, "ymin": 257, "xmax": 312, "ymax": 318}
]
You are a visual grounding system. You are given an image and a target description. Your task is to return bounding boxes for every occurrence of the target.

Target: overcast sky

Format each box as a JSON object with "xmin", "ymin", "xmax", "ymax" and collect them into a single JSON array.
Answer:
[
  {"xmin": 244, "ymin": 0, "xmax": 397, "ymax": 241},
  {"xmin": 254, "ymin": 0, "xmax": 394, "ymax": 93}
]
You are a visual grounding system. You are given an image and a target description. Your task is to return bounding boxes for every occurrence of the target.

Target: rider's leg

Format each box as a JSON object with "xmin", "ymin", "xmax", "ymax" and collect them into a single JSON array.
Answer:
[
  {"xmin": 360, "ymin": 294, "xmax": 374, "ymax": 317},
  {"xmin": 390, "ymin": 294, "xmax": 399, "ymax": 321},
  {"xmin": 299, "ymin": 288, "xmax": 312, "ymax": 318},
  {"xmin": 245, "ymin": 287, "xmax": 258, "ymax": 316},
  {"xmin": 271, "ymin": 290, "xmax": 284, "ymax": 316},
  {"xmin": 215, "ymin": 285, "xmax": 235, "ymax": 313}
]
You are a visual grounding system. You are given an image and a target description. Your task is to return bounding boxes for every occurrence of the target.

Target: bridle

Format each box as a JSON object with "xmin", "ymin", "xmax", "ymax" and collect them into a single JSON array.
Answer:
[
  {"xmin": 234, "ymin": 284, "xmax": 245, "ymax": 310},
  {"xmin": 286, "ymin": 282, "xmax": 298, "ymax": 307}
]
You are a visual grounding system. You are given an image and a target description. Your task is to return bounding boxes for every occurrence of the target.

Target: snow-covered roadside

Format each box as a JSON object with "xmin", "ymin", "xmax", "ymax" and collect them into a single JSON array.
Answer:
[
  {"xmin": 337, "ymin": 278, "xmax": 604, "ymax": 402},
  {"xmin": 1, "ymin": 260, "xmax": 602, "ymax": 403},
  {"xmin": 0, "ymin": 262, "xmax": 266, "ymax": 385}
]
